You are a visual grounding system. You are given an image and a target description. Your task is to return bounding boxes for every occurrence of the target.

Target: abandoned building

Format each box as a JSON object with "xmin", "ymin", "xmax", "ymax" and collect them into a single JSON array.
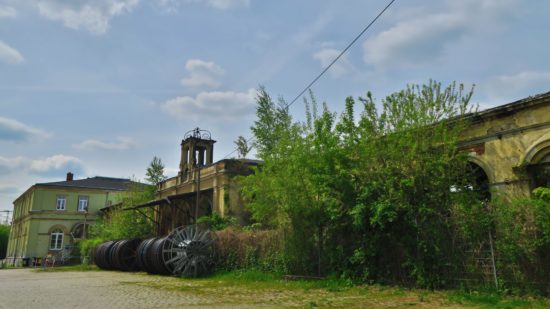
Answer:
[
  {"xmin": 459, "ymin": 91, "xmax": 550, "ymax": 200},
  {"xmin": 128, "ymin": 128, "xmax": 260, "ymax": 235},
  {"xmin": 128, "ymin": 92, "xmax": 550, "ymax": 236}
]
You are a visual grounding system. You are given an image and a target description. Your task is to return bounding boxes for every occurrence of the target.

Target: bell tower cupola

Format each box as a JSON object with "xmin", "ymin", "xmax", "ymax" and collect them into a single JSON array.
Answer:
[{"xmin": 179, "ymin": 128, "xmax": 216, "ymax": 178}]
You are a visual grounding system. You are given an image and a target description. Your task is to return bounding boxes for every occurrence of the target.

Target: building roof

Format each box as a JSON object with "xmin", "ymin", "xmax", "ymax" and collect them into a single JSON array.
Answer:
[
  {"xmin": 469, "ymin": 90, "xmax": 550, "ymax": 121},
  {"xmin": 36, "ymin": 176, "xmax": 145, "ymax": 191}
]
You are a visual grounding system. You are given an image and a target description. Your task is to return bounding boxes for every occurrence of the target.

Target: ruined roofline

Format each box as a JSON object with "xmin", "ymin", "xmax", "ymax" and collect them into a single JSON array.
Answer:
[{"xmin": 465, "ymin": 90, "xmax": 550, "ymax": 123}]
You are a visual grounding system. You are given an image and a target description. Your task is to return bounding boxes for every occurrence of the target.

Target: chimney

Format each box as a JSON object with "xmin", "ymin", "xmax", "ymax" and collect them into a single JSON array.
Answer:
[{"xmin": 66, "ymin": 172, "xmax": 74, "ymax": 182}]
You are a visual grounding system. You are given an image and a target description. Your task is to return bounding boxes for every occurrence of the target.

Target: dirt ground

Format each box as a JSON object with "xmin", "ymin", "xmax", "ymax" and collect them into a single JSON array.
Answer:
[{"xmin": 0, "ymin": 268, "xmax": 540, "ymax": 308}]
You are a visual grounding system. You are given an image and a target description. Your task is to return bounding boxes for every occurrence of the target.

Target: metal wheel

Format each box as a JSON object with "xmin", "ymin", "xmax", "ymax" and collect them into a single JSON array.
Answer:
[{"xmin": 162, "ymin": 225, "xmax": 213, "ymax": 277}]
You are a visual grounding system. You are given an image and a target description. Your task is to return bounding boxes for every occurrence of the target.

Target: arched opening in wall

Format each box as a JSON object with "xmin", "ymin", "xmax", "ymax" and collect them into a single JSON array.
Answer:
[
  {"xmin": 452, "ymin": 162, "xmax": 491, "ymax": 201},
  {"xmin": 70, "ymin": 222, "xmax": 90, "ymax": 240},
  {"xmin": 528, "ymin": 152, "xmax": 550, "ymax": 190},
  {"xmin": 467, "ymin": 162, "xmax": 491, "ymax": 201}
]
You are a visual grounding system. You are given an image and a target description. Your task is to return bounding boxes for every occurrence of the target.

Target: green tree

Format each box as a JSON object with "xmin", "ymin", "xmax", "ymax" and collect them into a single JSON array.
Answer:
[
  {"xmin": 241, "ymin": 81, "xmax": 478, "ymax": 287},
  {"xmin": 145, "ymin": 156, "xmax": 167, "ymax": 185},
  {"xmin": 234, "ymin": 136, "xmax": 252, "ymax": 158},
  {"xmin": 0, "ymin": 224, "xmax": 10, "ymax": 259}
]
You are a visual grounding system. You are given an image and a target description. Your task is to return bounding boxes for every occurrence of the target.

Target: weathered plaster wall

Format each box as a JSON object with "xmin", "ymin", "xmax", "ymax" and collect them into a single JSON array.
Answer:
[{"xmin": 459, "ymin": 97, "xmax": 550, "ymax": 199}]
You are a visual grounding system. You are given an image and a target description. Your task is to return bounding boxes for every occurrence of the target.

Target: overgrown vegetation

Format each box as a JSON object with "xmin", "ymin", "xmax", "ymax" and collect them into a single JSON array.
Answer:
[
  {"xmin": 79, "ymin": 184, "xmax": 156, "ymax": 259},
  {"xmin": 492, "ymin": 187, "xmax": 550, "ymax": 294},
  {"xmin": 234, "ymin": 81, "xmax": 549, "ymax": 293},
  {"xmin": 0, "ymin": 224, "xmax": 10, "ymax": 259},
  {"xmin": 80, "ymin": 157, "xmax": 166, "ymax": 259}
]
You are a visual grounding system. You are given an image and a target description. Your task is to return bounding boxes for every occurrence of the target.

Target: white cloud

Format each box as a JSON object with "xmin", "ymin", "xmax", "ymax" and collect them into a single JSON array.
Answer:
[
  {"xmin": 0, "ymin": 156, "xmax": 26, "ymax": 173},
  {"xmin": 313, "ymin": 48, "xmax": 353, "ymax": 78},
  {"xmin": 0, "ymin": 5, "xmax": 17, "ymax": 18},
  {"xmin": 29, "ymin": 154, "xmax": 84, "ymax": 175},
  {"xmin": 0, "ymin": 117, "xmax": 49, "ymax": 142},
  {"xmin": 0, "ymin": 40, "xmax": 24, "ymax": 64},
  {"xmin": 181, "ymin": 59, "xmax": 225, "ymax": 89},
  {"xmin": 73, "ymin": 137, "xmax": 137, "ymax": 151},
  {"xmin": 156, "ymin": 0, "xmax": 249, "ymax": 11},
  {"xmin": 363, "ymin": 0, "xmax": 519, "ymax": 68},
  {"xmin": 36, "ymin": 0, "xmax": 139, "ymax": 35},
  {"xmin": 161, "ymin": 88, "xmax": 256, "ymax": 120},
  {"xmin": 483, "ymin": 71, "xmax": 550, "ymax": 100}
]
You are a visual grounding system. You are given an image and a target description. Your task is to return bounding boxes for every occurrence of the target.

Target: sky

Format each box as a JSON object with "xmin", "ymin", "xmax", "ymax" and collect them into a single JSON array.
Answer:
[{"xmin": 1, "ymin": 0, "xmax": 550, "ymax": 216}]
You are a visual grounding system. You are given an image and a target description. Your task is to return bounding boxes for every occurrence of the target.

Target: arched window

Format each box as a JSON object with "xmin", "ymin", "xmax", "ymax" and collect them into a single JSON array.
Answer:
[
  {"xmin": 466, "ymin": 162, "xmax": 491, "ymax": 201},
  {"xmin": 71, "ymin": 223, "xmax": 89, "ymax": 239},
  {"xmin": 50, "ymin": 229, "xmax": 63, "ymax": 250},
  {"xmin": 529, "ymin": 152, "xmax": 550, "ymax": 189},
  {"xmin": 451, "ymin": 162, "xmax": 491, "ymax": 201}
]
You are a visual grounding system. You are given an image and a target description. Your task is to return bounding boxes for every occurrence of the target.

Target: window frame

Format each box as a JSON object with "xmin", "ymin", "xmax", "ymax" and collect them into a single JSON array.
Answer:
[
  {"xmin": 77, "ymin": 195, "xmax": 89, "ymax": 212},
  {"xmin": 49, "ymin": 229, "xmax": 64, "ymax": 250},
  {"xmin": 56, "ymin": 195, "xmax": 66, "ymax": 211}
]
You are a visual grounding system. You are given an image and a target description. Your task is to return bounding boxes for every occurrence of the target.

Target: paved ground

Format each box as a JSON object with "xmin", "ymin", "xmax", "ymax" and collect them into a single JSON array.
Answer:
[{"xmin": 0, "ymin": 269, "xmax": 265, "ymax": 309}]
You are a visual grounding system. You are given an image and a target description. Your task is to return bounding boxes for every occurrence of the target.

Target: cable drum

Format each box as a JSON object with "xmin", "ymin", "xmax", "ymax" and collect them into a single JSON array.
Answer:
[
  {"xmin": 94, "ymin": 240, "xmax": 116, "ymax": 270},
  {"xmin": 136, "ymin": 237, "xmax": 158, "ymax": 273},
  {"xmin": 92, "ymin": 225, "xmax": 213, "ymax": 277},
  {"xmin": 149, "ymin": 236, "xmax": 171, "ymax": 275},
  {"xmin": 110, "ymin": 239, "xmax": 141, "ymax": 271},
  {"xmin": 162, "ymin": 225, "xmax": 214, "ymax": 277}
]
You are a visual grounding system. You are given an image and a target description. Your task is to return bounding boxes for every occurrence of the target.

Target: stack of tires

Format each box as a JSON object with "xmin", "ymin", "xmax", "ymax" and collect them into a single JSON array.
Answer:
[{"xmin": 93, "ymin": 225, "xmax": 213, "ymax": 277}]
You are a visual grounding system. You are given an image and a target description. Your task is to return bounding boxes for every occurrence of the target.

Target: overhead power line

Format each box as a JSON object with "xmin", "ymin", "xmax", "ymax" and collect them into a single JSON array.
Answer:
[
  {"xmin": 285, "ymin": 0, "xmax": 397, "ymax": 109},
  {"xmin": 223, "ymin": 0, "xmax": 397, "ymax": 159}
]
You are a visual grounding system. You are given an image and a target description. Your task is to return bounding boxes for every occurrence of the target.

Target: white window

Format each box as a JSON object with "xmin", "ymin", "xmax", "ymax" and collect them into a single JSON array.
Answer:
[
  {"xmin": 56, "ymin": 196, "xmax": 66, "ymax": 210},
  {"xmin": 78, "ymin": 196, "xmax": 88, "ymax": 212},
  {"xmin": 49, "ymin": 229, "xmax": 63, "ymax": 250}
]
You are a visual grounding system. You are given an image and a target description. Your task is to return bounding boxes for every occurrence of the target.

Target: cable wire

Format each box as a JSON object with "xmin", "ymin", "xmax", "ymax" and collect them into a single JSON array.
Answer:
[{"xmin": 223, "ymin": 0, "xmax": 397, "ymax": 159}]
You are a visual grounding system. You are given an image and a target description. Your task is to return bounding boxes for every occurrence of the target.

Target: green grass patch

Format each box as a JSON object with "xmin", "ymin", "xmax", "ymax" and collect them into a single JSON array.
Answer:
[
  {"xmin": 194, "ymin": 269, "xmax": 353, "ymax": 292},
  {"xmin": 35, "ymin": 264, "xmax": 100, "ymax": 272},
  {"xmin": 448, "ymin": 291, "xmax": 547, "ymax": 309}
]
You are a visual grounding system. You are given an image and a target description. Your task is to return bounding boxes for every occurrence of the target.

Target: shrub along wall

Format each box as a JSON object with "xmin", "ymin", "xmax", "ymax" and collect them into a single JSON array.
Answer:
[{"xmin": 235, "ymin": 81, "xmax": 549, "ymax": 294}]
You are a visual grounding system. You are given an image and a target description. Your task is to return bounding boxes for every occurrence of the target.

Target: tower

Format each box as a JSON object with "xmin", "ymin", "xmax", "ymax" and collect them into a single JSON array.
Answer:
[{"xmin": 179, "ymin": 128, "xmax": 216, "ymax": 179}]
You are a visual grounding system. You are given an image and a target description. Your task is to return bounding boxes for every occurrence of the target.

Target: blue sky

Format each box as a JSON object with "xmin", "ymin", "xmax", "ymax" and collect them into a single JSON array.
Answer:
[{"xmin": 1, "ymin": 0, "xmax": 550, "ymax": 215}]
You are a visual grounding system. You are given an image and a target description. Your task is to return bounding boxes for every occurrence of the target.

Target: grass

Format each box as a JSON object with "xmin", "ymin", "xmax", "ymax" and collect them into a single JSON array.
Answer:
[
  {"xmin": 37, "ymin": 266, "xmax": 550, "ymax": 308},
  {"xmin": 448, "ymin": 291, "xmax": 549, "ymax": 309},
  {"xmin": 34, "ymin": 264, "xmax": 100, "ymax": 272}
]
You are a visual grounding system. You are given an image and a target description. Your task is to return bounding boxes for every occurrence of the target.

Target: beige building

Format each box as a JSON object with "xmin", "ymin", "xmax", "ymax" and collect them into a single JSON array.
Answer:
[
  {"xmin": 459, "ymin": 91, "xmax": 550, "ymax": 199},
  {"xmin": 6, "ymin": 174, "xmax": 145, "ymax": 266},
  {"xmin": 130, "ymin": 128, "xmax": 260, "ymax": 235}
]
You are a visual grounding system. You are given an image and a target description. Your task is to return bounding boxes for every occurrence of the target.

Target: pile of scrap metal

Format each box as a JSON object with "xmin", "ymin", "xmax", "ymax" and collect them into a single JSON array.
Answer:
[{"xmin": 93, "ymin": 225, "xmax": 213, "ymax": 277}]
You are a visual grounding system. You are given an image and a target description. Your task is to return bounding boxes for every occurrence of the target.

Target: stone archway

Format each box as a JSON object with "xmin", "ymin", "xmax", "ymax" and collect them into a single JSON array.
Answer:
[
  {"xmin": 523, "ymin": 138, "xmax": 550, "ymax": 189},
  {"xmin": 465, "ymin": 160, "xmax": 492, "ymax": 201}
]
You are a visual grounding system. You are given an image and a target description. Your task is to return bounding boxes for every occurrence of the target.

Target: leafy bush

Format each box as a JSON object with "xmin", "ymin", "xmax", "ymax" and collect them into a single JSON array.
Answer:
[
  {"xmin": 213, "ymin": 227, "xmax": 286, "ymax": 273},
  {"xmin": 491, "ymin": 188, "xmax": 550, "ymax": 294},
  {"xmin": 241, "ymin": 81, "xmax": 482, "ymax": 287},
  {"xmin": 79, "ymin": 184, "xmax": 155, "ymax": 258},
  {"xmin": 197, "ymin": 213, "xmax": 237, "ymax": 231}
]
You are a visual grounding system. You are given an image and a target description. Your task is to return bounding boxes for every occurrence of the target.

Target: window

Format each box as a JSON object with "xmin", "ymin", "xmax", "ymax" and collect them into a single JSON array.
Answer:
[
  {"xmin": 71, "ymin": 223, "xmax": 89, "ymax": 239},
  {"xmin": 78, "ymin": 196, "xmax": 89, "ymax": 212},
  {"xmin": 56, "ymin": 196, "xmax": 66, "ymax": 210},
  {"xmin": 49, "ymin": 229, "xmax": 63, "ymax": 250}
]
